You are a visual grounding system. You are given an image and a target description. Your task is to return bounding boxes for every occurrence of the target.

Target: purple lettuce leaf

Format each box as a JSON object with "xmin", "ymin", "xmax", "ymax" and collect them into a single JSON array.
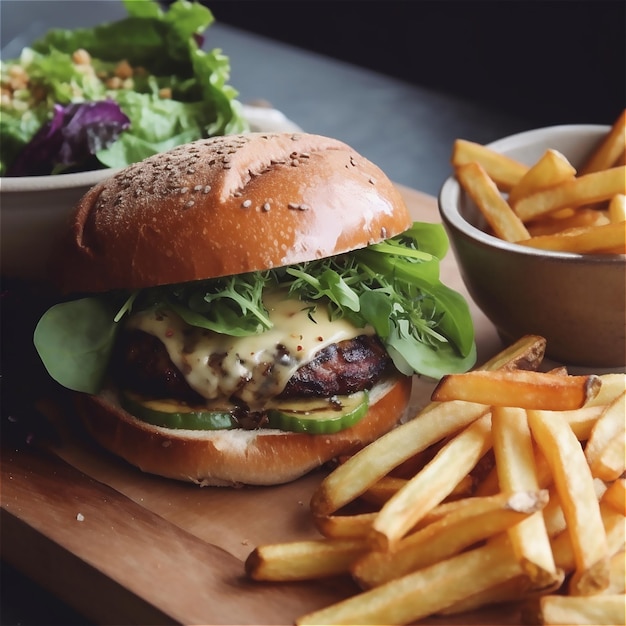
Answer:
[{"xmin": 7, "ymin": 100, "xmax": 131, "ymax": 176}]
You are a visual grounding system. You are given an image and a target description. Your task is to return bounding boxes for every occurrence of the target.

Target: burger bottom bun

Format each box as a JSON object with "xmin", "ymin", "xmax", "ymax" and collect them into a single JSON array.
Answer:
[{"xmin": 75, "ymin": 376, "xmax": 413, "ymax": 487}]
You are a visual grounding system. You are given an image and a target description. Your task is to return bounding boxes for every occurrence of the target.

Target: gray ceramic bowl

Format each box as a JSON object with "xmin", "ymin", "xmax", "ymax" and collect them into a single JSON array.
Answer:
[{"xmin": 438, "ymin": 125, "xmax": 625, "ymax": 368}]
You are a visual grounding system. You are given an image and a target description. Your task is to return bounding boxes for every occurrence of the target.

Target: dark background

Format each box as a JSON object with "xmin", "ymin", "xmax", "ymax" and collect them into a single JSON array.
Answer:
[{"xmin": 196, "ymin": 0, "xmax": 625, "ymax": 126}]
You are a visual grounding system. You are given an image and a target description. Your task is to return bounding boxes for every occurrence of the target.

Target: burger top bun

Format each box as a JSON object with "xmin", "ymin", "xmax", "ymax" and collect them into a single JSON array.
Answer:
[{"xmin": 56, "ymin": 132, "xmax": 412, "ymax": 294}]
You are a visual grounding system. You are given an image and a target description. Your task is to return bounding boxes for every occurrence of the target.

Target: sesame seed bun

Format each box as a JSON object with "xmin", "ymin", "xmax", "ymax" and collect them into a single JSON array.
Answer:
[{"xmin": 54, "ymin": 132, "xmax": 412, "ymax": 293}]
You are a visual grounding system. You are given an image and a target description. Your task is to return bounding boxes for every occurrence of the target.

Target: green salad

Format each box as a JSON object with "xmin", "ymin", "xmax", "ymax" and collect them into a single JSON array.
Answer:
[{"xmin": 0, "ymin": 0, "xmax": 248, "ymax": 176}]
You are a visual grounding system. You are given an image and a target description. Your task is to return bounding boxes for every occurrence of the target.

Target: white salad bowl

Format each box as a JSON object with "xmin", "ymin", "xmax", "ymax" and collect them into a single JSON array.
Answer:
[{"xmin": 0, "ymin": 105, "xmax": 301, "ymax": 281}]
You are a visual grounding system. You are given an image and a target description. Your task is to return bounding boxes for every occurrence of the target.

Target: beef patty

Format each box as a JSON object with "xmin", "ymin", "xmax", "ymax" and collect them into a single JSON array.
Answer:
[{"xmin": 111, "ymin": 330, "xmax": 392, "ymax": 406}]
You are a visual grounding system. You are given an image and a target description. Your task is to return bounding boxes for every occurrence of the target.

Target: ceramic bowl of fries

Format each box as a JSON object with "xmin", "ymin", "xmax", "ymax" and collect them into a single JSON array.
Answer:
[{"xmin": 438, "ymin": 116, "xmax": 626, "ymax": 368}]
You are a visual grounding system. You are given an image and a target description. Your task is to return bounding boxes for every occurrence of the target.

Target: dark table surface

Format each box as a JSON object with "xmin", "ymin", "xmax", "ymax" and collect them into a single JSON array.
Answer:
[{"xmin": 0, "ymin": 1, "xmax": 622, "ymax": 624}]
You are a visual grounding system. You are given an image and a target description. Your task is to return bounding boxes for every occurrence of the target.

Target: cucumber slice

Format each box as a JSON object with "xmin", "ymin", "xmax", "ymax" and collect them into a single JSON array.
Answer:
[
  {"xmin": 120, "ymin": 392, "xmax": 238, "ymax": 430},
  {"xmin": 266, "ymin": 391, "xmax": 369, "ymax": 434}
]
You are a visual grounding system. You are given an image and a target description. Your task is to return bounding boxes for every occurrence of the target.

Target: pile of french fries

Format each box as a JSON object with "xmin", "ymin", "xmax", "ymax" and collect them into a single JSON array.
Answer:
[
  {"xmin": 451, "ymin": 110, "xmax": 626, "ymax": 254},
  {"xmin": 245, "ymin": 336, "xmax": 626, "ymax": 625}
]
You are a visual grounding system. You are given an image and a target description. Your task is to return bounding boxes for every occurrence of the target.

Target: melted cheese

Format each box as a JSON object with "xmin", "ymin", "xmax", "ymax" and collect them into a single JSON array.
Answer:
[{"xmin": 126, "ymin": 290, "xmax": 372, "ymax": 407}]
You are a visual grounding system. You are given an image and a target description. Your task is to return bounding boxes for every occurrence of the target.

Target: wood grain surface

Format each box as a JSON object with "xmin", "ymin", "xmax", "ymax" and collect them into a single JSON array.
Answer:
[{"xmin": 1, "ymin": 186, "xmax": 517, "ymax": 625}]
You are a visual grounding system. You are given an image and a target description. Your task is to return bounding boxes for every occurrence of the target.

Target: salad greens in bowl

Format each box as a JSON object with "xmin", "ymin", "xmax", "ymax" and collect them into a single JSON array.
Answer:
[
  {"xmin": 0, "ymin": 0, "xmax": 297, "ymax": 280},
  {"xmin": 1, "ymin": 0, "xmax": 247, "ymax": 177}
]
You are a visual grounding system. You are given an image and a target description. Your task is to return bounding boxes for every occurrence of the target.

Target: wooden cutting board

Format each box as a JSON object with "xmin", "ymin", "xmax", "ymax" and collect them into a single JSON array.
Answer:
[{"xmin": 1, "ymin": 186, "xmax": 517, "ymax": 625}]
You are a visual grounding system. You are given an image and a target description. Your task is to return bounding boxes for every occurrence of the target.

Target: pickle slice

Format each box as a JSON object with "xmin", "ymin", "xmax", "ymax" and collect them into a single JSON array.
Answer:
[
  {"xmin": 120, "ymin": 392, "xmax": 238, "ymax": 430},
  {"xmin": 120, "ymin": 390, "xmax": 369, "ymax": 434},
  {"xmin": 266, "ymin": 391, "xmax": 369, "ymax": 434}
]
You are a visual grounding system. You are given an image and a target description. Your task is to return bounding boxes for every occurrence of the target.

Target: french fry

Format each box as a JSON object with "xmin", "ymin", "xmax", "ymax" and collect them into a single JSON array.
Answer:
[
  {"xmin": 439, "ymin": 575, "xmax": 532, "ymax": 615},
  {"xmin": 542, "ymin": 485, "xmax": 567, "ymax": 537},
  {"xmin": 369, "ymin": 413, "xmax": 493, "ymax": 550},
  {"xmin": 603, "ymin": 550, "xmax": 626, "ymax": 595},
  {"xmin": 361, "ymin": 476, "xmax": 407, "ymax": 505},
  {"xmin": 590, "ymin": 433, "xmax": 626, "ymax": 482},
  {"xmin": 514, "ymin": 165, "xmax": 626, "ymax": 222},
  {"xmin": 601, "ymin": 478, "xmax": 626, "ymax": 515},
  {"xmin": 244, "ymin": 538, "xmax": 367, "ymax": 581},
  {"xmin": 296, "ymin": 536, "xmax": 525, "ymax": 626},
  {"xmin": 432, "ymin": 370, "xmax": 601, "ymax": 410},
  {"xmin": 310, "ymin": 400, "xmax": 489, "ymax": 516},
  {"xmin": 544, "ymin": 478, "xmax": 607, "ymax": 539},
  {"xmin": 451, "ymin": 138, "xmax": 529, "ymax": 191},
  {"xmin": 456, "ymin": 161, "xmax": 531, "ymax": 242},
  {"xmin": 441, "ymin": 571, "xmax": 563, "ymax": 616},
  {"xmin": 586, "ymin": 373, "xmax": 626, "ymax": 407},
  {"xmin": 563, "ymin": 405, "xmax": 606, "ymax": 441},
  {"xmin": 534, "ymin": 594, "xmax": 626, "ymax": 625},
  {"xmin": 313, "ymin": 512, "xmax": 376, "ymax": 540},
  {"xmin": 608, "ymin": 194, "xmax": 626, "ymax": 222},
  {"xmin": 491, "ymin": 406, "xmax": 559, "ymax": 586},
  {"xmin": 550, "ymin": 502, "xmax": 625, "ymax": 577},
  {"xmin": 508, "ymin": 148, "xmax": 577, "ymax": 207},
  {"xmin": 526, "ymin": 207, "xmax": 610, "ymax": 237},
  {"xmin": 585, "ymin": 391, "xmax": 626, "ymax": 480},
  {"xmin": 478, "ymin": 334, "xmax": 546, "ymax": 371},
  {"xmin": 519, "ymin": 220, "xmax": 626, "ymax": 254},
  {"xmin": 352, "ymin": 490, "xmax": 547, "ymax": 589},
  {"xmin": 310, "ymin": 335, "xmax": 547, "ymax": 516},
  {"xmin": 579, "ymin": 109, "xmax": 626, "ymax": 175},
  {"xmin": 527, "ymin": 409, "xmax": 609, "ymax": 595}
]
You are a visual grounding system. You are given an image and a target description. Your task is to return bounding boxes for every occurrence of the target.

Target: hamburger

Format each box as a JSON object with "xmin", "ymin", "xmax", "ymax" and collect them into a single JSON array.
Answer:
[{"xmin": 34, "ymin": 132, "xmax": 476, "ymax": 486}]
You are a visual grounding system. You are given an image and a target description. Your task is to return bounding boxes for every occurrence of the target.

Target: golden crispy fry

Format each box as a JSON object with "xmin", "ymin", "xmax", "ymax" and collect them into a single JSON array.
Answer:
[
  {"xmin": 586, "ymin": 373, "xmax": 626, "ymax": 407},
  {"xmin": 591, "ymin": 434, "xmax": 626, "ymax": 482},
  {"xmin": 534, "ymin": 594, "xmax": 626, "ymax": 625},
  {"xmin": 601, "ymin": 478, "xmax": 626, "ymax": 515},
  {"xmin": 313, "ymin": 512, "xmax": 376, "ymax": 540},
  {"xmin": 492, "ymin": 406, "xmax": 559, "ymax": 586},
  {"xmin": 585, "ymin": 392, "xmax": 626, "ymax": 480},
  {"xmin": 545, "ymin": 479, "xmax": 608, "ymax": 538},
  {"xmin": 361, "ymin": 476, "xmax": 407, "ymax": 505},
  {"xmin": 478, "ymin": 334, "xmax": 547, "ymax": 371},
  {"xmin": 528, "ymin": 409, "xmax": 609, "ymax": 595},
  {"xmin": 456, "ymin": 161, "xmax": 531, "ymax": 242},
  {"xmin": 310, "ymin": 401, "xmax": 488, "ymax": 517},
  {"xmin": 432, "ymin": 370, "xmax": 601, "ymax": 410},
  {"xmin": 550, "ymin": 502, "xmax": 625, "ymax": 576},
  {"xmin": 296, "ymin": 536, "xmax": 525, "ymax": 626},
  {"xmin": 579, "ymin": 109, "xmax": 626, "ymax": 174},
  {"xmin": 244, "ymin": 538, "xmax": 367, "ymax": 581},
  {"xmin": 526, "ymin": 207, "xmax": 610, "ymax": 237},
  {"xmin": 563, "ymin": 405, "xmax": 606, "ymax": 441},
  {"xmin": 542, "ymin": 485, "xmax": 567, "ymax": 537},
  {"xmin": 514, "ymin": 165, "xmax": 626, "ymax": 222},
  {"xmin": 519, "ymin": 220, "xmax": 626, "ymax": 254},
  {"xmin": 352, "ymin": 490, "xmax": 547, "ymax": 589},
  {"xmin": 509, "ymin": 149, "xmax": 577, "ymax": 207},
  {"xmin": 603, "ymin": 550, "xmax": 626, "ymax": 595},
  {"xmin": 451, "ymin": 138, "xmax": 529, "ymax": 191},
  {"xmin": 440, "ymin": 572, "xmax": 564, "ymax": 615},
  {"xmin": 608, "ymin": 194, "xmax": 626, "ymax": 222},
  {"xmin": 370, "ymin": 413, "xmax": 493, "ymax": 550}
]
